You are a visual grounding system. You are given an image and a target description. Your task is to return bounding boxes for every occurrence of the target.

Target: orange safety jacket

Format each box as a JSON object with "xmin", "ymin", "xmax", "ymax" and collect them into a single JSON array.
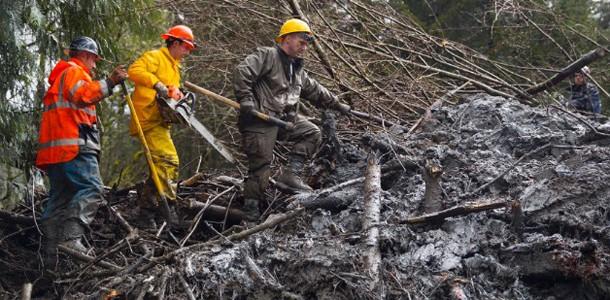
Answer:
[{"xmin": 35, "ymin": 57, "xmax": 111, "ymax": 168}]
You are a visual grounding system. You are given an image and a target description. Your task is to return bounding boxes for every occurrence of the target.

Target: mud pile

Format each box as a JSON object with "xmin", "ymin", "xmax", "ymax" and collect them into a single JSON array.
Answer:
[
  {"xmin": 1, "ymin": 94, "xmax": 609, "ymax": 299},
  {"xmin": 137, "ymin": 95, "xmax": 610, "ymax": 299}
]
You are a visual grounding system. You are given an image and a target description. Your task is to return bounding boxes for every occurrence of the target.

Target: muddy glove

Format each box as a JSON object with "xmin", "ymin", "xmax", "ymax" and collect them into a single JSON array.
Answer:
[
  {"xmin": 333, "ymin": 102, "xmax": 351, "ymax": 114},
  {"xmin": 240, "ymin": 100, "xmax": 255, "ymax": 116},
  {"xmin": 154, "ymin": 82, "xmax": 169, "ymax": 99},
  {"xmin": 106, "ymin": 65, "xmax": 127, "ymax": 89}
]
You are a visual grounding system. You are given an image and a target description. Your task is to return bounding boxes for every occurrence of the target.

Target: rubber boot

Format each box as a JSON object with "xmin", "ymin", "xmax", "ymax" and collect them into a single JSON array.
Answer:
[
  {"xmin": 59, "ymin": 220, "xmax": 88, "ymax": 253},
  {"xmin": 277, "ymin": 155, "xmax": 313, "ymax": 192},
  {"xmin": 242, "ymin": 198, "xmax": 261, "ymax": 221},
  {"xmin": 41, "ymin": 218, "xmax": 60, "ymax": 268},
  {"xmin": 136, "ymin": 207, "xmax": 159, "ymax": 231}
]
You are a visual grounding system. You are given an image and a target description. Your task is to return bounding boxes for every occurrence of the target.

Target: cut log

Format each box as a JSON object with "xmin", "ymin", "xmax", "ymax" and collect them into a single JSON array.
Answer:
[
  {"xmin": 362, "ymin": 153, "xmax": 383, "ymax": 293},
  {"xmin": 400, "ymin": 200, "xmax": 509, "ymax": 224}
]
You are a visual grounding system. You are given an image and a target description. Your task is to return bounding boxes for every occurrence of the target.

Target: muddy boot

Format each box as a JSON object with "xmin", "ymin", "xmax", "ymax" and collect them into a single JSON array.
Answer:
[
  {"xmin": 136, "ymin": 207, "xmax": 159, "ymax": 231},
  {"xmin": 277, "ymin": 155, "xmax": 313, "ymax": 192},
  {"xmin": 59, "ymin": 220, "xmax": 88, "ymax": 253},
  {"xmin": 242, "ymin": 198, "xmax": 261, "ymax": 221},
  {"xmin": 41, "ymin": 219, "xmax": 60, "ymax": 268}
]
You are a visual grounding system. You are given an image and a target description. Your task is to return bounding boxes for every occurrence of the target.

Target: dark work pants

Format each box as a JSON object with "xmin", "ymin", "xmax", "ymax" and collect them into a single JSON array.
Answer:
[
  {"xmin": 240, "ymin": 115, "xmax": 321, "ymax": 201},
  {"xmin": 42, "ymin": 152, "xmax": 104, "ymax": 226}
]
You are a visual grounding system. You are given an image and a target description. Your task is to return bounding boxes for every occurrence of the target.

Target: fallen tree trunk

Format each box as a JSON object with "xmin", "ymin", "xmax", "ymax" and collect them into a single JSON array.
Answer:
[
  {"xmin": 525, "ymin": 48, "xmax": 606, "ymax": 95},
  {"xmin": 400, "ymin": 200, "xmax": 509, "ymax": 224},
  {"xmin": 185, "ymin": 199, "xmax": 247, "ymax": 222},
  {"xmin": 362, "ymin": 154, "xmax": 383, "ymax": 294}
]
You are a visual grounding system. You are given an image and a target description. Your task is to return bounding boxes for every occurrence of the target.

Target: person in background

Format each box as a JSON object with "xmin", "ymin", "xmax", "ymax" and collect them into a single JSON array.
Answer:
[{"xmin": 567, "ymin": 66, "xmax": 601, "ymax": 113}]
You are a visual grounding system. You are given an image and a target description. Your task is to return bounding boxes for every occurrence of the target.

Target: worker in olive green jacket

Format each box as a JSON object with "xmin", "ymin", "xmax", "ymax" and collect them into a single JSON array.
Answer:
[
  {"xmin": 128, "ymin": 25, "xmax": 196, "ymax": 228},
  {"xmin": 233, "ymin": 19, "xmax": 350, "ymax": 221}
]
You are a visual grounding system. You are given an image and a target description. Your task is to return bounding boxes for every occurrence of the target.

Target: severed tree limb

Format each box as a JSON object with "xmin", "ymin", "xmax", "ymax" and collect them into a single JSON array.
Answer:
[
  {"xmin": 362, "ymin": 153, "xmax": 383, "ymax": 293},
  {"xmin": 525, "ymin": 48, "xmax": 606, "ymax": 95},
  {"xmin": 400, "ymin": 200, "xmax": 509, "ymax": 225}
]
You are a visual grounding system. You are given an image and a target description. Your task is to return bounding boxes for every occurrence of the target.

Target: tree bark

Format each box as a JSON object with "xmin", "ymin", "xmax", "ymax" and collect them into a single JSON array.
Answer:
[{"xmin": 362, "ymin": 153, "xmax": 383, "ymax": 294}]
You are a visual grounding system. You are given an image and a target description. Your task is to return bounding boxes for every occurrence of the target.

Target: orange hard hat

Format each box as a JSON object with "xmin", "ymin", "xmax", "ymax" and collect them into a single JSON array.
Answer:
[{"xmin": 161, "ymin": 25, "xmax": 197, "ymax": 49}]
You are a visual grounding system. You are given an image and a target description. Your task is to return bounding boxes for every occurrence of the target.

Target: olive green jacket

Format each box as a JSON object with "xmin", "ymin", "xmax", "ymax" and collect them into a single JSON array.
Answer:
[{"xmin": 233, "ymin": 45, "xmax": 338, "ymax": 117}]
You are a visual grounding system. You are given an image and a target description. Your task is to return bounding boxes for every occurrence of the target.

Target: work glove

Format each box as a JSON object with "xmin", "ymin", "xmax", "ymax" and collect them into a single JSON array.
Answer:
[
  {"xmin": 240, "ymin": 100, "xmax": 255, "ymax": 116},
  {"xmin": 106, "ymin": 65, "xmax": 127, "ymax": 89},
  {"xmin": 333, "ymin": 102, "xmax": 351, "ymax": 114},
  {"xmin": 167, "ymin": 86, "xmax": 184, "ymax": 100},
  {"xmin": 154, "ymin": 82, "xmax": 169, "ymax": 99}
]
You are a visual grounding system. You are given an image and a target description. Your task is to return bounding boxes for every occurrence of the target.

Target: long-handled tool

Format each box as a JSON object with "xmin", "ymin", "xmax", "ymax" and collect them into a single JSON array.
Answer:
[
  {"xmin": 121, "ymin": 82, "xmax": 176, "ymax": 226},
  {"xmin": 185, "ymin": 81, "xmax": 408, "ymax": 130},
  {"xmin": 184, "ymin": 81, "xmax": 294, "ymax": 130}
]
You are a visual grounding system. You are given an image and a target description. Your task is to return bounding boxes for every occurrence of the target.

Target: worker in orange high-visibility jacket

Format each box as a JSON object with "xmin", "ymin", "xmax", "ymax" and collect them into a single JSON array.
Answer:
[
  {"xmin": 36, "ymin": 36, "xmax": 127, "ymax": 261},
  {"xmin": 128, "ymin": 25, "xmax": 196, "ymax": 229}
]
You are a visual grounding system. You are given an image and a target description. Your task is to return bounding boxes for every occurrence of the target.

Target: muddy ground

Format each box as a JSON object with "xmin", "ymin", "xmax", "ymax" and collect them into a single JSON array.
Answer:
[{"xmin": 1, "ymin": 94, "xmax": 609, "ymax": 299}]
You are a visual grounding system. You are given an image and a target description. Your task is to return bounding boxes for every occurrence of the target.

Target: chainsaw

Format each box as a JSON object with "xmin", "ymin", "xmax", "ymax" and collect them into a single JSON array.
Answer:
[{"xmin": 156, "ymin": 91, "xmax": 235, "ymax": 164}]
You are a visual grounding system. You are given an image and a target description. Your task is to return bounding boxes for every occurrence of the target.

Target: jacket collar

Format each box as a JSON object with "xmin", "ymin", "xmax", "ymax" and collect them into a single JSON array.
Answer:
[
  {"xmin": 69, "ymin": 57, "xmax": 91, "ymax": 75},
  {"xmin": 161, "ymin": 47, "xmax": 182, "ymax": 69},
  {"xmin": 276, "ymin": 45, "xmax": 303, "ymax": 72}
]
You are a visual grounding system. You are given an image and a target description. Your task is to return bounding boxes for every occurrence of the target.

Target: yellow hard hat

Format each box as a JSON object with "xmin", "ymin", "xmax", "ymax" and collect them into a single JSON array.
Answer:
[{"xmin": 275, "ymin": 19, "xmax": 313, "ymax": 43}]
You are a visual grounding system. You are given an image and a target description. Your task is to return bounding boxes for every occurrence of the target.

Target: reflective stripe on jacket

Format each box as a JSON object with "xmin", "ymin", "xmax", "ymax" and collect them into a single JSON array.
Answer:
[
  {"xmin": 128, "ymin": 47, "xmax": 181, "ymax": 134},
  {"xmin": 233, "ymin": 45, "xmax": 338, "ymax": 117},
  {"xmin": 36, "ymin": 58, "xmax": 110, "ymax": 168}
]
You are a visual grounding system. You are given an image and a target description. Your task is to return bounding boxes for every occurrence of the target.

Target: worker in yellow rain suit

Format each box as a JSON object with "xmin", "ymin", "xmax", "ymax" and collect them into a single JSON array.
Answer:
[{"xmin": 127, "ymin": 25, "xmax": 197, "ymax": 228}]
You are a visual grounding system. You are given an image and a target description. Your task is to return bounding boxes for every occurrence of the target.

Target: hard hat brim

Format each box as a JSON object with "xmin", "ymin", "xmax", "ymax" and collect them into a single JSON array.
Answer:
[
  {"xmin": 275, "ymin": 32, "xmax": 314, "ymax": 43},
  {"xmin": 161, "ymin": 33, "xmax": 197, "ymax": 49},
  {"xmin": 65, "ymin": 48, "xmax": 102, "ymax": 59}
]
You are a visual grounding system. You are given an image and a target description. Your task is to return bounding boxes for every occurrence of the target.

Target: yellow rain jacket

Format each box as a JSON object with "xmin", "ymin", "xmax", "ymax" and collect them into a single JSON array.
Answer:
[
  {"xmin": 128, "ymin": 47, "xmax": 181, "ymax": 134},
  {"xmin": 128, "ymin": 47, "xmax": 181, "ymax": 201}
]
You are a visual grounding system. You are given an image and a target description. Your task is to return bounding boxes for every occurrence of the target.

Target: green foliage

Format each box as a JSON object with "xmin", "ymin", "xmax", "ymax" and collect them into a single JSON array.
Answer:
[
  {"xmin": 1, "ymin": 0, "xmax": 169, "ymax": 183},
  {"xmin": 391, "ymin": 0, "xmax": 610, "ymax": 112}
]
